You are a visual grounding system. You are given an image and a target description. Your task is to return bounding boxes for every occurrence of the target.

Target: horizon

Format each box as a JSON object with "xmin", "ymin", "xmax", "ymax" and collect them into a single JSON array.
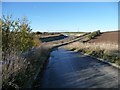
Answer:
[
  {"xmin": 32, "ymin": 29, "xmax": 119, "ymax": 33},
  {"xmin": 2, "ymin": 2, "xmax": 118, "ymax": 32}
]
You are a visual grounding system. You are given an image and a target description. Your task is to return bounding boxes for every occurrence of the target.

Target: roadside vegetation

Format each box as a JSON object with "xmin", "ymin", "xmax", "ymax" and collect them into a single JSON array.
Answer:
[
  {"xmin": 63, "ymin": 30, "xmax": 120, "ymax": 66},
  {"xmin": 1, "ymin": 15, "xmax": 51, "ymax": 89},
  {"xmin": 81, "ymin": 30, "xmax": 101, "ymax": 43},
  {"xmin": 88, "ymin": 30, "xmax": 101, "ymax": 40}
]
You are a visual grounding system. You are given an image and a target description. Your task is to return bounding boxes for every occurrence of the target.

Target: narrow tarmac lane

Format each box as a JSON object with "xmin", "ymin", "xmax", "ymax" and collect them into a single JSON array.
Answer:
[{"xmin": 40, "ymin": 48, "xmax": 119, "ymax": 88}]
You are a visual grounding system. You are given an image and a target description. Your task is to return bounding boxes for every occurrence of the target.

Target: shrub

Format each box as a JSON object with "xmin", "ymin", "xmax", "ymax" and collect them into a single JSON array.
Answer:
[
  {"xmin": 1, "ymin": 16, "xmax": 51, "ymax": 89},
  {"xmin": 88, "ymin": 30, "xmax": 101, "ymax": 40},
  {"xmin": 1, "ymin": 15, "xmax": 34, "ymax": 53},
  {"xmin": 1, "ymin": 15, "xmax": 35, "ymax": 88}
]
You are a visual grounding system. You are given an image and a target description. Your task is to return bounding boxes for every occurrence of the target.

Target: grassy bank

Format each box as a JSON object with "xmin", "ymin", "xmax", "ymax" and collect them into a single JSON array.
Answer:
[
  {"xmin": 2, "ymin": 45, "xmax": 51, "ymax": 89},
  {"xmin": 63, "ymin": 42, "xmax": 120, "ymax": 66}
]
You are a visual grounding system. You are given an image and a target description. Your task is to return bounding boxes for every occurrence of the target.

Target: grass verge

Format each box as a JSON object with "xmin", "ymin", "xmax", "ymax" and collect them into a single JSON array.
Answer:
[
  {"xmin": 2, "ymin": 45, "xmax": 51, "ymax": 89},
  {"xmin": 62, "ymin": 42, "xmax": 120, "ymax": 66}
]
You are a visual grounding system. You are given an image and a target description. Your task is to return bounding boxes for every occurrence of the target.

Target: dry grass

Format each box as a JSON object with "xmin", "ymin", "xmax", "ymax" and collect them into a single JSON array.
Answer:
[
  {"xmin": 63, "ymin": 42, "xmax": 118, "ymax": 52},
  {"xmin": 2, "ymin": 45, "xmax": 51, "ymax": 89},
  {"xmin": 62, "ymin": 42, "xmax": 119, "ymax": 65}
]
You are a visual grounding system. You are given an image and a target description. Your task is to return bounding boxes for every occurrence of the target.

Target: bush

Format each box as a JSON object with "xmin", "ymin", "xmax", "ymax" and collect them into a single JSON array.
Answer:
[
  {"xmin": 1, "ymin": 15, "xmax": 35, "ymax": 88},
  {"xmin": 1, "ymin": 15, "xmax": 34, "ymax": 53},
  {"xmin": 88, "ymin": 30, "xmax": 101, "ymax": 40},
  {"xmin": 1, "ymin": 16, "xmax": 50, "ymax": 89}
]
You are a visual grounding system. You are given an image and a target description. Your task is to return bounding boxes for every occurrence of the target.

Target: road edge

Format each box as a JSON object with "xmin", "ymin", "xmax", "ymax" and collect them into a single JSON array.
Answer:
[{"xmin": 83, "ymin": 53, "xmax": 120, "ymax": 69}]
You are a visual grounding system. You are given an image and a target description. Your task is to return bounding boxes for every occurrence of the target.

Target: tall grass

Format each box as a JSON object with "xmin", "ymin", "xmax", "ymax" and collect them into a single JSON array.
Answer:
[
  {"xmin": 64, "ymin": 42, "xmax": 118, "ymax": 51},
  {"xmin": 2, "ymin": 45, "xmax": 51, "ymax": 89},
  {"xmin": 63, "ymin": 42, "xmax": 120, "ymax": 65}
]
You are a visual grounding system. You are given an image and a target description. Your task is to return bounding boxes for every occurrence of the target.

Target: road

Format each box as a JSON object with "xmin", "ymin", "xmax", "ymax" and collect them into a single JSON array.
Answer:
[{"xmin": 35, "ymin": 48, "xmax": 119, "ymax": 88}]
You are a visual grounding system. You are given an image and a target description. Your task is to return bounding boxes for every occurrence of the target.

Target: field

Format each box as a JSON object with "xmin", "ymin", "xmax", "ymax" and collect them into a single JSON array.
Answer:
[{"xmin": 88, "ymin": 31, "xmax": 119, "ymax": 44}]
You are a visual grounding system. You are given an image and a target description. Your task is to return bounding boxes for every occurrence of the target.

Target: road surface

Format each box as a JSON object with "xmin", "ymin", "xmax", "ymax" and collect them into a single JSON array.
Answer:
[{"xmin": 35, "ymin": 48, "xmax": 119, "ymax": 88}]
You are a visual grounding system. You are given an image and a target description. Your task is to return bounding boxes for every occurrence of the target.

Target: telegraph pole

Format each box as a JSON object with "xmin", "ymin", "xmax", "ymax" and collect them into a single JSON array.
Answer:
[{"xmin": 77, "ymin": 27, "xmax": 79, "ymax": 32}]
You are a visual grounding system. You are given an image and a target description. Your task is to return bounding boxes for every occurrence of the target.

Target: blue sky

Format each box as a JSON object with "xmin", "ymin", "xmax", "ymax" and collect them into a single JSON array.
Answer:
[{"xmin": 2, "ymin": 2, "xmax": 118, "ymax": 32}]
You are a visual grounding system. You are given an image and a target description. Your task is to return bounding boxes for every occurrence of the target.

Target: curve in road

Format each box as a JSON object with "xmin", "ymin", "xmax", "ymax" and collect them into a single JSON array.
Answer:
[{"xmin": 36, "ymin": 48, "xmax": 119, "ymax": 88}]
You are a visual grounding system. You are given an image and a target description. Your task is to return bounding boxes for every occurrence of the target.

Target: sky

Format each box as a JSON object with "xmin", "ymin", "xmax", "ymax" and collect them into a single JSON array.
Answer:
[{"xmin": 2, "ymin": 2, "xmax": 118, "ymax": 32}]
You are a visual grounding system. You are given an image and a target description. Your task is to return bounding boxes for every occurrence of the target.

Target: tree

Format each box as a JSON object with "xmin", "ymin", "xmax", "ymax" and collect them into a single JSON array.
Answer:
[{"xmin": 2, "ymin": 15, "xmax": 34, "ymax": 54}]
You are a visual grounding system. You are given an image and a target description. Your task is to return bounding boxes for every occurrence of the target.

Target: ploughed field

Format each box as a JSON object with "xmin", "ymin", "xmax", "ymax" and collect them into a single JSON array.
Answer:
[{"xmin": 88, "ymin": 31, "xmax": 119, "ymax": 44}]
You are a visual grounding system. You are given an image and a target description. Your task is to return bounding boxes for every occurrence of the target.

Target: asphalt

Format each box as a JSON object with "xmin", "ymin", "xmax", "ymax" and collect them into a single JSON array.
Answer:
[{"xmin": 36, "ymin": 48, "xmax": 119, "ymax": 88}]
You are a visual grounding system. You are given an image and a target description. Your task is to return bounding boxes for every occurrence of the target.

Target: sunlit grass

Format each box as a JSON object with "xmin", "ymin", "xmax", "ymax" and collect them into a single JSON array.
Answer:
[{"xmin": 63, "ymin": 42, "xmax": 119, "ymax": 65}]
